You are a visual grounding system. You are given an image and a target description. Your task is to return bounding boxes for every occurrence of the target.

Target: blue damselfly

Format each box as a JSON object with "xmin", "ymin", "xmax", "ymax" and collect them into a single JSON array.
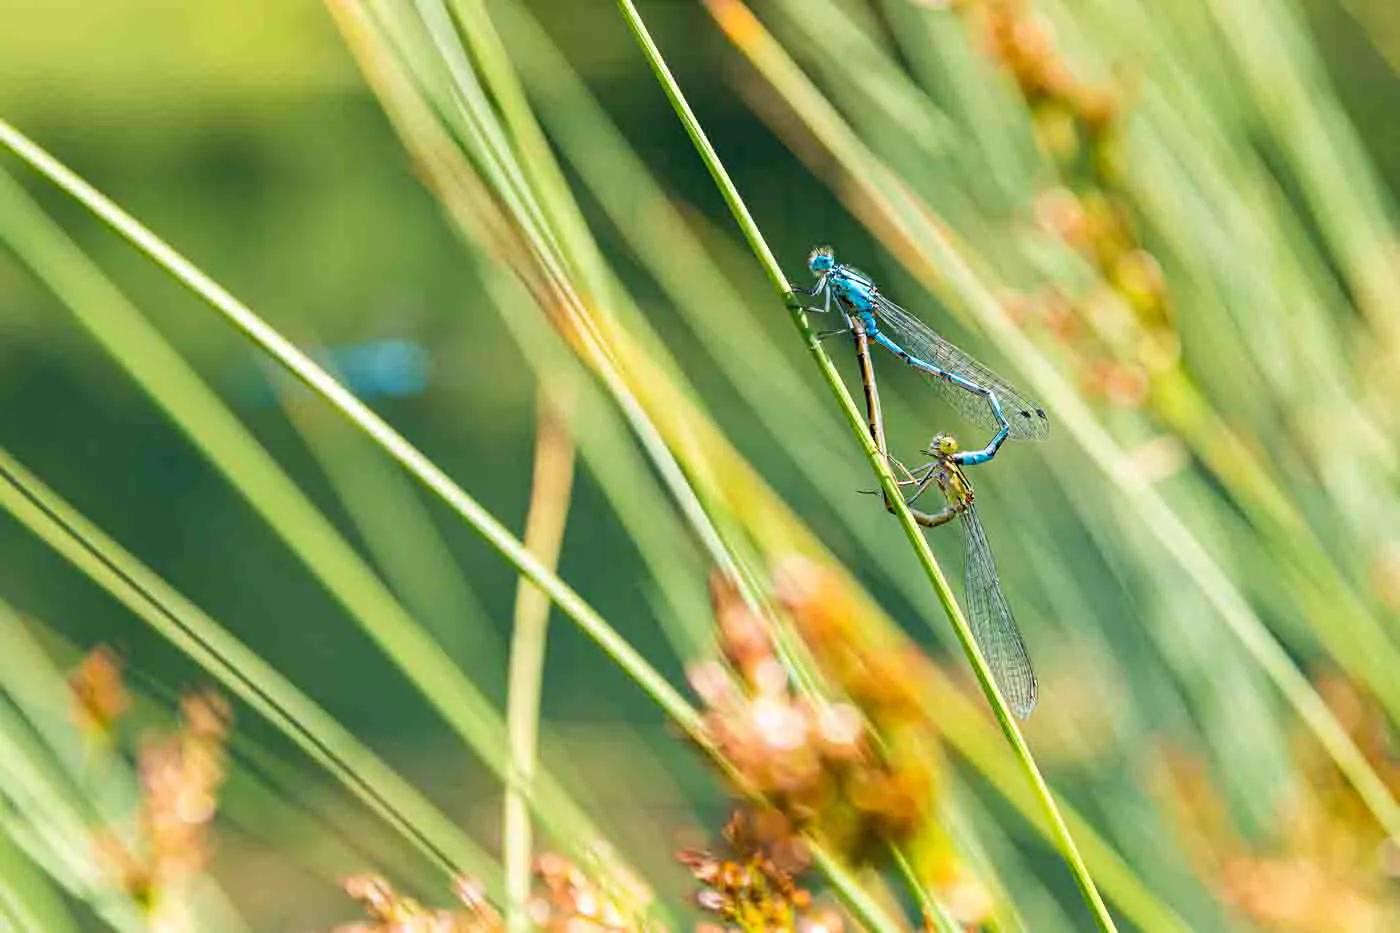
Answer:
[{"xmin": 798, "ymin": 246, "xmax": 1048, "ymax": 464}]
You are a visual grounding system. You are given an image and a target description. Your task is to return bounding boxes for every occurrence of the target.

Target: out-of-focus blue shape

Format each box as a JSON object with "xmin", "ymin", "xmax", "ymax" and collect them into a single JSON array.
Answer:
[{"xmin": 232, "ymin": 338, "xmax": 432, "ymax": 405}]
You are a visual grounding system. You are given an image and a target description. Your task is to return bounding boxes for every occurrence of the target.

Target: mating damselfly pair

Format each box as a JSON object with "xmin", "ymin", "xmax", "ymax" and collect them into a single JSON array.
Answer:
[{"xmin": 797, "ymin": 246, "xmax": 1047, "ymax": 719}]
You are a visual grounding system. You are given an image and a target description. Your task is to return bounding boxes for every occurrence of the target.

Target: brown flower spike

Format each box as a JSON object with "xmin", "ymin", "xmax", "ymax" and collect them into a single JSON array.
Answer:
[
  {"xmin": 79, "ymin": 664, "xmax": 232, "ymax": 930},
  {"xmin": 334, "ymin": 873, "xmax": 503, "ymax": 933},
  {"xmin": 678, "ymin": 809, "xmax": 819, "ymax": 933},
  {"xmin": 689, "ymin": 566, "xmax": 940, "ymax": 867},
  {"xmin": 957, "ymin": 0, "xmax": 1181, "ymax": 390},
  {"xmin": 69, "ymin": 645, "xmax": 130, "ymax": 744},
  {"xmin": 331, "ymin": 854, "xmax": 656, "ymax": 933}
]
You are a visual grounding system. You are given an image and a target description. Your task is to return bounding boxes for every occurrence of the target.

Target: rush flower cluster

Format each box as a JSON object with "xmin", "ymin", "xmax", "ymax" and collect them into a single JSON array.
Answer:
[
  {"xmin": 529, "ymin": 850, "xmax": 657, "ymax": 931},
  {"xmin": 677, "ymin": 810, "xmax": 822, "ymax": 933},
  {"xmin": 1154, "ymin": 671, "xmax": 1400, "ymax": 932},
  {"xmin": 68, "ymin": 644, "xmax": 130, "ymax": 745},
  {"xmin": 331, "ymin": 853, "xmax": 656, "ymax": 933},
  {"xmin": 334, "ymin": 874, "xmax": 503, "ymax": 933},
  {"xmin": 958, "ymin": 0, "xmax": 1179, "ymax": 406},
  {"xmin": 688, "ymin": 564, "xmax": 940, "ymax": 868},
  {"xmin": 71, "ymin": 645, "xmax": 231, "ymax": 931}
]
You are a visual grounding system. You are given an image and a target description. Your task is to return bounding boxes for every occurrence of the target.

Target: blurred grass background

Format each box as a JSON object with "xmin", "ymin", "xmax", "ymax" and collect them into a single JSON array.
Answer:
[{"xmin": 0, "ymin": 0, "xmax": 1397, "ymax": 930}]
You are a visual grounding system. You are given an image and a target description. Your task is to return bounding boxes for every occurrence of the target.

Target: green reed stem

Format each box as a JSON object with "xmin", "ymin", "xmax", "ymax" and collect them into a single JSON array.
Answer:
[
  {"xmin": 495, "ymin": 19, "xmax": 1183, "ymax": 925},
  {"xmin": 0, "ymin": 443, "xmax": 499, "ymax": 891},
  {"xmin": 355, "ymin": 0, "xmax": 748, "ymax": 599},
  {"xmin": 0, "ymin": 116, "xmax": 690, "ymax": 734},
  {"xmin": 0, "ymin": 143, "xmax": 658, "ymax": 898},
  {"xmin": 0, "ymin": 821, "xmax": 79, "ymax": 933},
  {"xmin": 609, "ymin": 1, "xmax": 1117, "ymax": 929},
  {"xmin": 279, "ymin": 397, "xmax": 507, "ymax": 694},
  {"xmin": 0, "ymin": 115, "xmax": 902, "ymax": 933},
  {"xmin": 613, "ymin": 0, "xmax": 789, "ymax": 299},
  {"xmin": 504, "ymin": 395, "xmax": 576, "ymax": 932},
  {"xmin": 891, "ymin": 847, "xmax": 961, "ymax": 933},
  {"xmin": 703, "ymin": 0, "xmax": 1400, "ymax": 843}
]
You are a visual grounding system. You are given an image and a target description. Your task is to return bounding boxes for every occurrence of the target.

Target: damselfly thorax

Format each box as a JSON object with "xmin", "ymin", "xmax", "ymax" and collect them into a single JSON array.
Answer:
[{"xmin": 930, "ymin": 455, "xmax": 975, "ymax": 512}]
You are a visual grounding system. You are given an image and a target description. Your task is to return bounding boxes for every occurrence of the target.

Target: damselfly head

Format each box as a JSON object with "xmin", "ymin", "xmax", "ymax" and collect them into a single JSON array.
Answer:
[
  {"xmin": 927, "ymin": 432, "xmax": 959, "ymax": 457},
  {"xmin": 807, "ymin": 245, "xmax": 835, "ymax": 275}
]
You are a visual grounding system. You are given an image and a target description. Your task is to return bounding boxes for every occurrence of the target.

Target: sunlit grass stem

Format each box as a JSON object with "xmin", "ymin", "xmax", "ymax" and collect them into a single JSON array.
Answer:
[
  {"xmin": 346, "ymin": 0, "xmax": 750, "ymax": 603},
  {"xmin": 700, "ymin": 0, "xmax": 1400, "ymax": 842},
  {"xmin": 0, "ymin": 116, "xmax": 905, "ymax": 933},
  {"xmin": 0, "ymin": 443, "xmax": 500, "ymax": 890},
  {"xmin": 0, "ymin": 819, "xmax": 80, "ymax": 933},
  {"xmin": 504, "ymin": 395, "xmax": 576, "ymax": 932},
  {"xmin": 0, "ymin": 147, "xmax": 663, "ymax": 895},
  {"xmin": 892, "ymin": 847, "xmax": 962, "ymax": 933}
]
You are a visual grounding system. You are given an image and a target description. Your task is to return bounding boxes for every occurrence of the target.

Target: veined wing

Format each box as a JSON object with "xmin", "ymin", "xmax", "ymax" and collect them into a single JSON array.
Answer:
[
  {"xmin": 959, "ymin": 504, "xmax": 1038, "ymax": 718},
  {"xmin": 872, "ymin": 293, "xmax": 1049, "ymax": 440}
]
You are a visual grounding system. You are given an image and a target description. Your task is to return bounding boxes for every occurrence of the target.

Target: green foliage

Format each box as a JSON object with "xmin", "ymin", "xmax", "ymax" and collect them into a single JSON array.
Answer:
[{"xmin": 0, "ymin": 0, "xmax": 1396, "ymax": 930}]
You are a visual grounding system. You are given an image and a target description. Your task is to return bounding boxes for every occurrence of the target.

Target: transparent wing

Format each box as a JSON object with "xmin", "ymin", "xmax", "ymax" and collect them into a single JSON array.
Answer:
[
  {"xmin": 872, "ymin": 293, "xmax": 1050, "ymax": 440},
  {"xmin": 960, "ymin": 504, "xmax": 1038, "ymax": 718},
  {"xmin": 839, "ymin": 265, "xmax": 877, "ymax": 288}
]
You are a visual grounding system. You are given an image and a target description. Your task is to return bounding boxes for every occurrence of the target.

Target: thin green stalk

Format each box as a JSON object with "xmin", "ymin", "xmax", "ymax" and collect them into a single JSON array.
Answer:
[
  {"xmin": 701, "ymin": 0, "xmax": 1400, "ymax": 841},
  {"xmin": 90, "ymin": 635, "xmax": 442, "ymax": 894},
  {"xmin": 0, "ymin": 801, "xmax": 142, "ymax": 933},
  {"xmin": 0, "ymin": 117, "xmax": 903, "ymax": 933},
  {"xmin": 407, "ymin": 0, "xmax": 570, "ymax": 277},
  {"xmin": 352, "ymin": 0, "xmax": 834, "ymax": 737},
  {"xmin": 494, "ymin": 15, "xmax": 1182, "ymax": 917},
  {"xmin": 0, "ymin": 150, "xmax": 646, "ymax": 894},
  {"xmin": 799, "ymin": 0, "xmax": 1400, "ymax": 712},
  {"xmin": 484, "ymin": 39, "xmax": 1160, "ymax": 917},
  {"xmin": 347, "ymin": 0, "xmax": 750, "ymax": 600},
  {"xmin": 0, "ymin": 803, "xmax": 143, "ymax": 933},
  {"xmin": 612, "ymin": 0, "xmax": 789, "ymax": 299},
  {"xmin": 0, "ymin": 828, "xmax": 77, "ymax": 933},
  {"xmin": 340, "ymin": 0, "xmax": 722, "ymax": 674},
  {"xmin": 0, "ymin": 704, "xmax": 101, "ymax": 897},
  {"xmin": 0, "ymin": 673, "xmax": 247, "ymax": 933},
  {"xmin": 0, "ymin": 605, "xmax": 134, "ymax": 830},
  {"xmin": 891, "ymin": 847, "xmax": 961, "ymax": 933},
  {"xmin": 1199, "ymin": 0, "xmax": 1400, "ymax": 345},
  {"xmin": 504, "ymin": 395, "xmax": 576, "ymax": 932},
  {"xmin": 941, "ymin": 785, "xmax": 1051, "ymax": 933},
  {"xmin": 0, "ymin": 444, "xmax": 500, "ymax": 892},
  {"xmin": 610, "ymin": 1, "xmax": 1116, "ymax": 928},
  {"xmin": 440, "ymin": 0, "xmax": 599, "ymax": 294},
  {"xmin": 481, "ymin": 263, "xmax": 712, "ymax": 660},
  {"xmin": 279, "ymin": 392, "xmax": 506, "ymax": 692},
  {"xmin": 412, "ymin": 0, "xmax": 829, "ymax": 660}
]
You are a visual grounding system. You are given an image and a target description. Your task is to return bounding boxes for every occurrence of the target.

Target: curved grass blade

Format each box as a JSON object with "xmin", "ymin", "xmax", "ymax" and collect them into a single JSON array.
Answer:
[
  {"xmin": 355, "ymin": 0, "xmax": 750, "ymax": 598},
  {"xmin": 0, "ymin": 822, "xmax": 80, "ymax": 933},
  {"xmin": 505, "ymin": 395, "xmax": 576, "ymax": 932},
  {"xmin": 699, "ymin": 0, "xmax": 1400, "ymax": 842},
  {"xmin": 277, "ymin": 386, "xmax": 507, "ymax": 692},
  {"xmin": 0, "ymin": 115, "xmax": 903, "ymax": 933},
  {"xmin": 0, "ymin": 707, "xmax": 146, "ymax": 933},
  {"xmin": 0, "ymin": 444, "xmax": 500, "ymax": 891},
  {"xmin": 0, "ymin": 146, "xmax": 669, "ymax": 905}
]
